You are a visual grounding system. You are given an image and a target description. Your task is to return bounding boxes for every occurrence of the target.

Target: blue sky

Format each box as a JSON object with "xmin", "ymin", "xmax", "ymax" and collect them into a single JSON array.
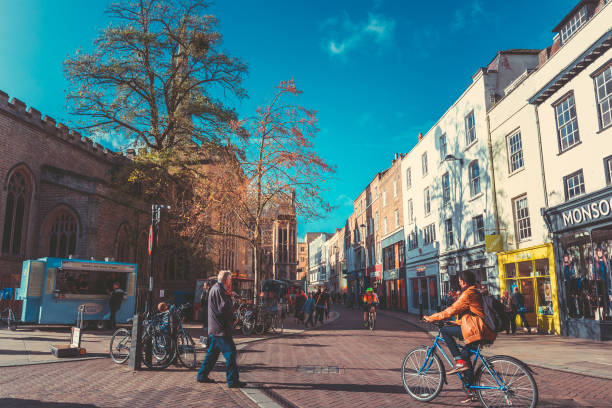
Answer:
[{"xmin": 0, "ymin": 0, "xmax": 577, "ymax": 238}]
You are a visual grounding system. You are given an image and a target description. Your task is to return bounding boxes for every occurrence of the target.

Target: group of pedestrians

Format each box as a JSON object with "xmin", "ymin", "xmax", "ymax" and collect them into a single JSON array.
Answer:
[
  {"xmin": 293, "ymin": 287, "xmax": 332, "ymax": 328},
  {"xmin": 501, "ymin": 286, "xmax": 531, "ymax": 334}
]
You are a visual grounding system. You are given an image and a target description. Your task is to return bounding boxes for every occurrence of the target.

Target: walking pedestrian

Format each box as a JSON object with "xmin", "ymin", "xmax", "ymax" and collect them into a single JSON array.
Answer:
[
  {"xmin": 200, "ymin": 281, "xmax": 211, "ymax": 329},
  {"xmin": 315, "ymin": 290, "xmax": 325, "ymax": 326},
  {"xmin": 196, "ymin": 270, "xmax": 247, "ymax": 388},
  {"xmin": 294, "ymin": 289, "xmax": 307, "ymax": 324},
  {"xmin": 323, "ymin": 287, "xmax": 330, "ymax": 319},
  {"xmin": 108, "ymin": 282, "xmax": 124, "ymax": 329},
  {"xmin": 501, "ymin": 290, "xmax": 516, "ymax": 334},
  {"xmin": 303, "ymin": 293, "xmax": 315, "ymax": 327},
  {"xmin": 511, "ymin": 286, "xmax": 531, "ymax": 334}
]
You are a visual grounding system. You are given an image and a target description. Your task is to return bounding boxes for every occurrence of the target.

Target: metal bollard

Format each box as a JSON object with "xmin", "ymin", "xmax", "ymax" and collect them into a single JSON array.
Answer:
[{"xmin": 128, "ymin": 314, "xmax": 144, "ymax": 370}]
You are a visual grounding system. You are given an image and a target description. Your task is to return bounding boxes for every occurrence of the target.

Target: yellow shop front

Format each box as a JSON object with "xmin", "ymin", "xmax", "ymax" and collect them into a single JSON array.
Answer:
[{"xmin": 497, "ymin": 243, "xmax": 560, "ymax": 335}]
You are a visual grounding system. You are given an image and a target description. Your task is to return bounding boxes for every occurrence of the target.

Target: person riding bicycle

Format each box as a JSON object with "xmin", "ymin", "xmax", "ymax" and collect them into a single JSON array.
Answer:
[
  {"xmin": 423, "ymin": 270, "xmax": 496, "ymax": 379},
  {"xmin": 362, "ymin": 288, "xmax": 379, "ymax": 327}
]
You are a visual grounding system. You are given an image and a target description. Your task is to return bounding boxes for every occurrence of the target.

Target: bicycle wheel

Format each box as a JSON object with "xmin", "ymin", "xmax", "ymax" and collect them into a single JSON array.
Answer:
[
  {"xmin": 401, "ymin": 347, "xmax": 444, "ymax": 402},
  {"xmin": 141, "ymin": 332, "xmax": 173, "ymax": 370},
  {"xmin": 109, "ymin": 328, "xmax": 131, "ymax": 364},
  {"xmin": 176, "ymin": 330, "xmax": 197, "ymax": 369},
  {"xmin": 242, "ymin": 316, "xmax": 255, "ymax": 335},
  {"xmin": 475, "ymin": 355, "xmax": 538, "ymax": 408},
  {"xmin": 368, "ymin": 312, "xmax": 375, "ymax": 331}
]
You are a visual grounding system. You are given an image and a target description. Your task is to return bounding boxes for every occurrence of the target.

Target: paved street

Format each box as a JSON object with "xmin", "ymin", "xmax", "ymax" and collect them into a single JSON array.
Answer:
[
  {"xmin": 1, "ymin": 307, "xmax": 612, "ymax": 407},
  {"xmin": 237, "ymin": 306, "xmax": 612, "ymax": 408}
]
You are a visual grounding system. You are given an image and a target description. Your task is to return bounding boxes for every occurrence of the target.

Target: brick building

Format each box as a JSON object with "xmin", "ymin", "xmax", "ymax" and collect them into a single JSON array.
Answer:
[{"xmin": 0, "ymin": 90, "xmax": 150, "ymax": 294}]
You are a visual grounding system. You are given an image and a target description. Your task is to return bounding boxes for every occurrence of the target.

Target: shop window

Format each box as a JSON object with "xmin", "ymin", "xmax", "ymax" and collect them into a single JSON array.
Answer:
[
  {"xmin": 56, "ymin": 268, "xmax": 127, "ymax": 296},
  {"xmin": 561, "ymin": 229, "xmax": 611, "ymax": 320},
  {"xmin": 2, "ymin": 170, "xmax": 31, "ymax": 255},
  {"xmin": 505, "ymin": 263, "xmax": 516, "ymax": 278},
  {"xmin": 518, "ymin": 260, "xmax": 532, "ymax": 277},
  {"xmin": 520, "ymin": 279, "xmax": 536, "ymax": 313}
]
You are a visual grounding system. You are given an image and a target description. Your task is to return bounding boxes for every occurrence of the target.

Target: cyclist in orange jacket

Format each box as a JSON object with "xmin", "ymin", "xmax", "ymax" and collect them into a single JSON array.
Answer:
[{"xmin": 362, "ymin": 288, "xmax": 379, "ymax": 327}]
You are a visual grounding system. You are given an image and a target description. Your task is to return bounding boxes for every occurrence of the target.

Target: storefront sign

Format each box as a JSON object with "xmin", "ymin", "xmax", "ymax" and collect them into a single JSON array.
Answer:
[
  {"xmin": 383, "ymin": 269, "xmax": 399, "ymax": 280},
  {"xmin": 513, "ymin": 251, "xmax": 532, "ymax": 261},
  {"xmin": 416, "ymin": 266, "xmax": 426, "ymax": 277},
  {"xmin": 79, "ymin": 303, "xmax": 103, "ymax": 315},
  {"xmin": 485, "ymin": 234, "xmax": 503, "ymax": 252},
  {"xmin": 62, "ymin": 261, "xmax": 135, "ymax": 274},
  {"xmin": 560, "ymin": 197, "xmax": 612, "ymax": 227}
]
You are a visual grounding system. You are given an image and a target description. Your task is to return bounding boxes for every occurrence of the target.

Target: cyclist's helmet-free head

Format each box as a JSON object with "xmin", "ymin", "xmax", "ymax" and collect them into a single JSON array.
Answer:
[
  {"xmin": 366, "ymin": 288, "xmax": 373, "ymax": 293},
  {"xmin": 158, "ymin": 302, "xmax": 169, "ymax": 312}
]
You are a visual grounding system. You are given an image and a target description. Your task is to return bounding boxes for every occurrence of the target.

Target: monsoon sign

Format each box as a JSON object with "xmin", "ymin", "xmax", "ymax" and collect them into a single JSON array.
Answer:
[{"xmin": 561, "ymin": 196, "xmax": 612, "ymax": 227}]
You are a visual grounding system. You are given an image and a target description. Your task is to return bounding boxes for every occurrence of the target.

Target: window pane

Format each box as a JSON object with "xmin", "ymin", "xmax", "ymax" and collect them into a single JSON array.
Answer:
[
  {"xmin": 518, "ymin": 260, "xmax": 532, "ymax": 277},
  {"xmin": 505, "ymin": 263, "xmax": 516, "ymax": 278}
]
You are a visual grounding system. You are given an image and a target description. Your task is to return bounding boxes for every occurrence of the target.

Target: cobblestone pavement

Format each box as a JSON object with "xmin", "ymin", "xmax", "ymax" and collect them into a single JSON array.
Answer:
[
  {"xmin": 1, "ymin": 307, "xmax": 611, "ymax": 407},
  {"xmin": 238, "ymin": 306, "xmax": 612, "ymax": 408},
  {"xmin": 0, "ymin": 358, "xmax": 256, "ymax": 408}
]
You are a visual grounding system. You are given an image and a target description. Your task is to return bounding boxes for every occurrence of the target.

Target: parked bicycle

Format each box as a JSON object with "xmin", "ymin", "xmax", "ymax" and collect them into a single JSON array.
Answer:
[{"xmin": 402, "ymin": 321, "xmax": 538, "ymax": 407}]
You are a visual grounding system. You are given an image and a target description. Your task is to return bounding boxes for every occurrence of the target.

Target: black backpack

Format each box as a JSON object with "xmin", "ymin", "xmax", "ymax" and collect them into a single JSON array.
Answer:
[{"xmin": 481, "ymin": 293, "xmax": 508, "ymax": 332}]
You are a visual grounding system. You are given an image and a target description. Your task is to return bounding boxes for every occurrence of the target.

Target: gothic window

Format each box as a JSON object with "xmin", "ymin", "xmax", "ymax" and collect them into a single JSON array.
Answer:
[
  {"xmin": 2, "ymin": 171, "xmax": 31, "ymax": 255},
  {"xmin": 115, "ymin": 224, "xmax": 131, "ymax": 262},
  {"xmin": 48, "ymin": 210, "xmax": 78, "ymax": 258}
]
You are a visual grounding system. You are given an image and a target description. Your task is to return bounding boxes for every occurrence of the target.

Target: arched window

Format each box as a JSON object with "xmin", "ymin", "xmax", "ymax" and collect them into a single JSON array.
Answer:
[
  {"xmin": 2, "ymin": 171, "xmax": 31, "ymax": 255},
  {"xmin": 469, "ymin": 160, "xmax": 481, "ymax": 197},
  {"xmin": 48, "ymin": 210, "xmax": 78, "ymax": 258},
  {"xmin": 115, "ymin": 224, "xmax": 131, "ymax": 262}
]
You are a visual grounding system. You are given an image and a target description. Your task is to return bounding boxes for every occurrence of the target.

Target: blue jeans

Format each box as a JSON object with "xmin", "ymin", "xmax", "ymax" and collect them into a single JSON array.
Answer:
[
  {"xmin": 197, "ymin": 335, "xmax": 239, "ymax": 385},
  {"xmin": 517, "ymin": 310, "xmax": 530, "ymax": 330},
  {"xmin": 440, "ymin": 325, "xmax": 474, "ymax": 384}
]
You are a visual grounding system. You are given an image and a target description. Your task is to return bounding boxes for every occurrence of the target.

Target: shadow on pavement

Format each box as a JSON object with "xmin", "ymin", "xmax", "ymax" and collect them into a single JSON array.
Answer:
[
  {"xmin": 249, "ymin": 381, "xmax": 408, "ymax": 394},
  {"xmin": 0, "ymin": 399, "xmax": 98, "ymax": 408}
]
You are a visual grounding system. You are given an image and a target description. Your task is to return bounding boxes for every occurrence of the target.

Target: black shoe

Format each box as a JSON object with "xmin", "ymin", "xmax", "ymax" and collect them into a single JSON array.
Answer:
[
  {"xmin": 197, "ymin": 377, "xmax": 215, "ymax": 383},
  {"xmin": 228, "ymin": 380, "xmax": 247, "ymax": 388}
]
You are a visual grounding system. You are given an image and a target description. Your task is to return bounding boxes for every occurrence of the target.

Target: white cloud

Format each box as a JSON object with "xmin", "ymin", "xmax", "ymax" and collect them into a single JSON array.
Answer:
[{"xmin": 321, "ymin": 9, "xmax": 396, "ymax": 57}]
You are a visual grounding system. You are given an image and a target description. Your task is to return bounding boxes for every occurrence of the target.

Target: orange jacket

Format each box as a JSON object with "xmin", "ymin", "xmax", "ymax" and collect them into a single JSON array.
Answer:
[
  {"xmin": 362, "ymin": 293, "xmax": 379, "ymax": 304},
  {"xmin": 429, "ymin": 285, "xmax": 497, "ymax": 344}
]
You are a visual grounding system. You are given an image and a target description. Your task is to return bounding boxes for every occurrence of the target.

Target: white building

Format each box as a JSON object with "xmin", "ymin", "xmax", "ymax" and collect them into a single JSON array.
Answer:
[
  {"xmin": 308, "ymin": 233, "xmax": 330, "ymax": 291},
  {"xmin": 400, "ymin": 50, "xmax": 541, "ymax": 314}
]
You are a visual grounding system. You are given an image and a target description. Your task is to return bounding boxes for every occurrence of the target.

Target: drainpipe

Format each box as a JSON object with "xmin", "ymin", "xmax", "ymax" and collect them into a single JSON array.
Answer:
[
  {"xmin": 486, "ymin": 114, "xmax": 500, "ymax": 234},
  {"xmin": 533, "ymin": 105, "xmax": 549, "ymax": 208}
]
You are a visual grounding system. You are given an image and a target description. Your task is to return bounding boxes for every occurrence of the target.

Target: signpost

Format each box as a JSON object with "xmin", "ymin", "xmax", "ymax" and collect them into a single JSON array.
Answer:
[{"xmin": 129, "ymin": 204, "xmax": 169, "ymax": 371}]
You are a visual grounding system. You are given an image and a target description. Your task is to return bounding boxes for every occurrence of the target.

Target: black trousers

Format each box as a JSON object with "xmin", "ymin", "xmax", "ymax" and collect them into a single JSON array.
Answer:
[{"xmin": 109, "ymin": 308, "xmax": 118, "ymax": 329}]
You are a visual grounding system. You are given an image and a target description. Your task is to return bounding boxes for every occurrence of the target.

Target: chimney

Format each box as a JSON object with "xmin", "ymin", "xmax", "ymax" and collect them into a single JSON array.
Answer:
[
  {"xmin": 394, "ymin": 152, "xmax": 398, "ymax": 160},
  {"xmin": 418, "ymin": 132, "xmax": 423, "ymax": 142}
]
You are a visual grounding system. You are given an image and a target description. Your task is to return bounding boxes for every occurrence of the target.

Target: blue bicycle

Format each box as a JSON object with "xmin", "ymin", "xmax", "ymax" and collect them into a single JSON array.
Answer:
[{"xmin": 402, "ymin": 321, "xmax": 538, "ymax": 407}]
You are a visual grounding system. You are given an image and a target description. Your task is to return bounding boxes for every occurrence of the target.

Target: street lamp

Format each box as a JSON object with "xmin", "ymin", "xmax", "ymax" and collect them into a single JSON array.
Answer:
[
  {"xmin": 359, "ymin": 223, "xmax": 368, "ymax": 292},
  {"xmin": 443, "ymin": 154, "xmax": 464, "ymax": 166}
]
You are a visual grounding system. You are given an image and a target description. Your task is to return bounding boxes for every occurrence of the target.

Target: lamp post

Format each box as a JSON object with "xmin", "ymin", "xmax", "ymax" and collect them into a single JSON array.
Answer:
[{"xmin": 360, "ymin": 223, "xmax": 368, "ymax": 293}]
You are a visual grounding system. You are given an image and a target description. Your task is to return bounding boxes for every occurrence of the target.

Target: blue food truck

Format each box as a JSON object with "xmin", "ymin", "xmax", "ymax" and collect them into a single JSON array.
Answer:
[{"xmin": 17, "ymin": 257, "xmax": 137, "ymax": 328}]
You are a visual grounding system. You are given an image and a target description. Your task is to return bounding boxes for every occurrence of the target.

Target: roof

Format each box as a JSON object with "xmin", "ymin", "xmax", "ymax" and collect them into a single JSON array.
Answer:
[{"xmin": 553, "ymin": 0, "xmax": 598, "ymax": 33}]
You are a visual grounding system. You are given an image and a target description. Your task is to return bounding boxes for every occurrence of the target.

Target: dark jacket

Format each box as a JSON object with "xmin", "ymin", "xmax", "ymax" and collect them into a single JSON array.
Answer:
[
  {"xmin": 208, "ymin": 282, "xmax": 233, "ymax": 337},
  {"xmin": 109, "ymin": 288, "xmax": 124, "ymax": 311},
  {"xmin": 511, "ymin": 292, "xmax": 525, "ymax": 309}
]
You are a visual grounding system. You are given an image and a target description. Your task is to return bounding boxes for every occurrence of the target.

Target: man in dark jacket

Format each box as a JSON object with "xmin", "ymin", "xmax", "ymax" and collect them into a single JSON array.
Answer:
[
  {"xmin": 196, "ymin": 271, "xmax": 246, "ymax": 388},
  {"xmin": 108, "ymin": 282, "xmax": 124, "ymax": 329},
  {"xmin": 512, "ymin": 286, "xmax": 531, "ymax": 334}
]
